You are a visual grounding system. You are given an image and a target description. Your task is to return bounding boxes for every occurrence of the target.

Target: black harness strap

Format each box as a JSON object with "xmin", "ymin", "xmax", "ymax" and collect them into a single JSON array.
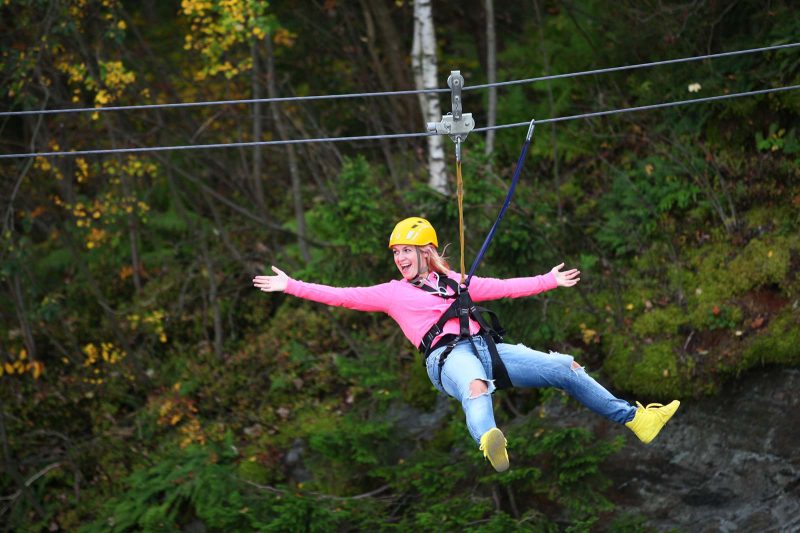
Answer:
[{"xmin": 416, "ymin": 275, "xmax": 513, "ymax": 390}]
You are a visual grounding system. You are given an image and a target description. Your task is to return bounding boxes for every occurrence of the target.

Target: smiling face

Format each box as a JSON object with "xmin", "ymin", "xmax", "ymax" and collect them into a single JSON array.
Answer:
[{"xmin": 392, "ymin": 244, "xmax": 428, "ymax": 281}]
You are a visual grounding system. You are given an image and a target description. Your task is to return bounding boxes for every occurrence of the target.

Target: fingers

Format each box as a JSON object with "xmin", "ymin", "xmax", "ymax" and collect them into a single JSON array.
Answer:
[{"xmin": 253, "ymin": 266, "xmax": 288, "ymax": 292}]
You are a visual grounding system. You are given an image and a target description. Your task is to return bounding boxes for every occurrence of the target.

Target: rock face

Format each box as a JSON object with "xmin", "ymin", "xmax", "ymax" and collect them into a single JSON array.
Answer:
[{"xmin": 544, "ymin": 366, "xmax": 800, "ymax": 532}]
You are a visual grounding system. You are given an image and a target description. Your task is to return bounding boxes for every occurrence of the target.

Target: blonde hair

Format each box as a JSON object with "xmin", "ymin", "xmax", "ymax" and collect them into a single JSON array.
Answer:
[{"xmin": 419, "ymin": 244, "xmax": 451, "ymax": 275}]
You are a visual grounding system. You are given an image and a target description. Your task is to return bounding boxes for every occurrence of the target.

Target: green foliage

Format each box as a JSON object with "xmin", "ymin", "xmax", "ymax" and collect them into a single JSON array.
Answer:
[
  {"xmin": 304, "ymin": 155, "xmax": 399, "ymax": 285},
  {"xmin": 595, "ymin": 160, "xmax": 701, "ymax": 257},
  {"xmin": 82, "ymin": 437, "xmax": 247, "ymax": 532}
]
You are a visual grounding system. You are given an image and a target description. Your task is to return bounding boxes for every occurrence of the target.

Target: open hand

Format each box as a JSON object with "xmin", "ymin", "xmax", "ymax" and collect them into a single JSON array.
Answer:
[
  {"xmin": 551, "ymin": 263, "xmax": 580, "ymax": 287},
  {"xmin": 253, "ymin": 266, "xmax": 289, "ymax": 292}
]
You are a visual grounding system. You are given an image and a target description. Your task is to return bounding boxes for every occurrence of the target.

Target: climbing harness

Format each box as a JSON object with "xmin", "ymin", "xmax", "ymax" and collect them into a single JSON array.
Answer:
[
  {"xmin": 416, "ymin": 273, "xmax": 512, "ymax": 389},
  {"xmin": 420, "ymin": 72, "xmax": 538, "ymax": 390}
]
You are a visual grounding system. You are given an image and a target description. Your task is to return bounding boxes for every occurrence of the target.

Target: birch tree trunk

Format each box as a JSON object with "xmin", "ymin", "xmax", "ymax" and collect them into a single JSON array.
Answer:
[
  {"xmin": 411, "ymin": 0, "xmax": 448, "ymax": 194},
  {"xmin": 484, "ymin": 0, "xmax": 497, "ymax": 159}
]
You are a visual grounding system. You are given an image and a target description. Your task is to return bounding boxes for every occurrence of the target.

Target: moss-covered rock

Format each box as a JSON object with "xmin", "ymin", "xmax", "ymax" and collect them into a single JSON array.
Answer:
[
  {"xmin": 604, "ymin": 335, "xmax": 692, "ymax": 399},
  {"xmin": 742, "ymin": 308, "xmax": 800, "ymax": 368}
]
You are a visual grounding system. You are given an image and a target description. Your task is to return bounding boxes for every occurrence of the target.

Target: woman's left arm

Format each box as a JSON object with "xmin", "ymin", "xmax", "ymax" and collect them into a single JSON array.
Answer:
[{"xmin": 467, "ymin": 263, "xmax": 580, "ymax": 301}]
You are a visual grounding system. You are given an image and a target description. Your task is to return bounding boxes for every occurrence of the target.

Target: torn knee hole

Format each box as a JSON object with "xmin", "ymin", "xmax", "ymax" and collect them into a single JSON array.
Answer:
[
  {"xmin": 468, "ymin": 379, "xmax": 489, "ymax": 399},
  {"xmin": 571, "ymin": 360, "xmax": 583, "ymax": 371}
]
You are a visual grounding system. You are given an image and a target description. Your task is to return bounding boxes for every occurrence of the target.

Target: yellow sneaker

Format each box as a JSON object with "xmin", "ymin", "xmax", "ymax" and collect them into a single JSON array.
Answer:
[
  {"xmin": 625, "ymin": 400, "xmax": 680, "ymax": 444},
  {"xmin": 479, "ymin": 428, "xmax": 509, "ymax": 472}
]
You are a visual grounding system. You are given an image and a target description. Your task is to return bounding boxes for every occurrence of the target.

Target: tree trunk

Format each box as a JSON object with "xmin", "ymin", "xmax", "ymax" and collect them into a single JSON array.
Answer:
[
  {"xmin": 411, "ymin": 0, "xmax": 448, "ymax": 195},
  {"xmin": 251, "ymin": 38, "xmax": 266, "ymax": 213},
  {"xmin": 265, "ymin": 33, "xmax": 311, "ymax": 262},
  {"xmin": 366, "ymin": 0, "xmax": 416, "ymax": 126},
  {"xmin": 533, "ymin": 0, "xmax": 562, "ymax": 220},
  {"xmin": 201, "ymin": 234, "xmax": 224, "ymax": 361},
  {"xmin": 484, "ymin": 0, "xmax": 497, "ymax": 160},
  {"xmin": 11, "ymin": 272, "xmax": 37, "ymax": 361},
  {"xmin": 358, "ymin": 0, "xmax": 402, "ymax": 187},
  {"xmin": 120, "ymin": 171, "xmax": 143, "ymax": 294}
]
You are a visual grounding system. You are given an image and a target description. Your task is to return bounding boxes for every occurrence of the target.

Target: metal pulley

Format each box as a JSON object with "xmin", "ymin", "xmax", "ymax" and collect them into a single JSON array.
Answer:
[{"xmin": 426, "ymin": 70, "xmax": 475, "ymax": 162}]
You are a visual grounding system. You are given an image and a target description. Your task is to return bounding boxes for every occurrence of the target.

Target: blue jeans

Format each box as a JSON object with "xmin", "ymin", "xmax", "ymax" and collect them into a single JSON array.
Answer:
[{"xmin": 426, "ymin": 335, "xmax": 637, "ymax": 444}]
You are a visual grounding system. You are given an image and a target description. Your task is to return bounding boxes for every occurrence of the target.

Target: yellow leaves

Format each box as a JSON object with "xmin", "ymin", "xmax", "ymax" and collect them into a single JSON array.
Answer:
[
  {"xmin": 31, "ymin": 361, "xmax": 43, "ymax": 379},
  {"xmin": 56, "ymin": 60, "xmax": 89, "ymax": 86},
  {"xmin": 182, "ymin": 0, "xmax": 214, "ymax": 17},
  {"xmin": 272, "ymin": 28, "xmax": 297, "ymax": 48},
  {"xmin": 75, "ymin": 157, "xmax": 89, "ymax": 183},
  {"xmin": 82, "ymin": 342, "xmax": 125, "ymax": 367},
  {"xmin": 154, "ymin": 388, "xmax": 206, "ymax": 447},
  {"xmin": 579, "ymin": 323, "xmax": 599, "ymax": 345},
  {"xmin": 128, "ymin": 309, "xmax": 168, "ymax": 343},
  {"xmin": 644, "ymin": 164, "xmax": 654, "ymax": 176},
  {"xmin": 34, "ymin": 156, "xmax": 52, "ymax": 173},
  {"xmin": 94, "ymin": 89, "xmax": 111, "ymax": 106},
  {"xmin": 99, "ymin": 60, "xmax": 135, "ymax": 90},
  {"xmin": 119, "ymin": 265, "xmax": 134, "ymax": 280},
  {"xmin": 182, "ymin": 0, "xmax": 276, "ymax": 79},
  {"xmin": 117, "ymin": 20, "xmax": 126, "ymax": 30},
  {"xmin": 86, "ymin": 227, "xmax": 107, "ymax": 249},
  {"xmin": 1, "ymin": 349, "xmax": 44, "ymax": 380}
]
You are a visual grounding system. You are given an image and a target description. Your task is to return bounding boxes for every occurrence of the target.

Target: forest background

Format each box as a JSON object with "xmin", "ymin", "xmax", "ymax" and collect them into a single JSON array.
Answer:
[{"xmin": 1, "ymin": 0, "xmax": 799, "ymax": 531}]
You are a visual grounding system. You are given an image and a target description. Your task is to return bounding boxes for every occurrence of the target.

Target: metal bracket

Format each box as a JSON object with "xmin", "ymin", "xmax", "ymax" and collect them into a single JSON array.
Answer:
[{"xmin": 426, "ymin": 70, "xmax": 475, "ymax": 162}]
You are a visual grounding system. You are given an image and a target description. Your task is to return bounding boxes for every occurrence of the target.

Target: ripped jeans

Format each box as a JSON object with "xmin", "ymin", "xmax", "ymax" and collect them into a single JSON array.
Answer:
[{"xmin": 426, "ymin": 335, "xmax": 637, "ymax": 444}]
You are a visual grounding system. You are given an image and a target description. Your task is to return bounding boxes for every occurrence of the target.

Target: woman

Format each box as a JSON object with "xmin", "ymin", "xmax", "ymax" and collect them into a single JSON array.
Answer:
[{"xmin": 253, "ymin": 217, "xmax": 679, "ymax": 472}]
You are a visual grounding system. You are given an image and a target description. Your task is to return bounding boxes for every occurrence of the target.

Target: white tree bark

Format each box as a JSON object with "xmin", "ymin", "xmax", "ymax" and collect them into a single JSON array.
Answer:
[
  {"xmin": 411, "ymin": 0, "xmax": 448, "ymax": 194},
  {"xmin": 484, "ymin": 0, "xmax": 497, "ymax": 159}
]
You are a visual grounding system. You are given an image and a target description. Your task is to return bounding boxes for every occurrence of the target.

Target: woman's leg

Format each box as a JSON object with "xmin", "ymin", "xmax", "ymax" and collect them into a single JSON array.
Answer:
[
  {"xmin": 427, "ymin": 341, "xmax": 497, "ymax": 444},
  {"xmin": 498, "ymin": 342, "xmax": 637, "ymax": 424}
]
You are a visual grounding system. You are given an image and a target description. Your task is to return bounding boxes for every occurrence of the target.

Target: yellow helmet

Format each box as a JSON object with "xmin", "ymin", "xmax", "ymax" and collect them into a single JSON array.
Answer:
[{"xmin": 388, "ymin": 217, "xmax": 438, "ymax": 248}]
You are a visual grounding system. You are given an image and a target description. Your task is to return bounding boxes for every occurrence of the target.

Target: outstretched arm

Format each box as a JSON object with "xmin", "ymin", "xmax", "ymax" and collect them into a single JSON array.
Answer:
[
  {"xmin": 467, "ymin": 262, "xmax": 580, "ymax": 301},
  {"xmin": 253, "ymin": 266, "xmax": 288, "ymax": 292},
  {"xmin": 551, "ymin": 263, "xmax": 581, "ymax": 287},
  {"xmin": 253, "ymin": 265, "xmax": 391, "ymax": 313}
]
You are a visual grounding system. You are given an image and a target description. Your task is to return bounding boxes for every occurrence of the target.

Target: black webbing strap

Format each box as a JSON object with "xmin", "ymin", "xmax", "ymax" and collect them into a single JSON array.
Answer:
[{"xmin": 416, "ymin": 275, "xmax": 513, "ymax": 390}]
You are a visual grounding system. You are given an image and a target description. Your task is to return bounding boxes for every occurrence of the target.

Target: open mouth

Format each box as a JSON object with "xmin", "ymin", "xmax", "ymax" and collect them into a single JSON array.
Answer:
[{"xmin": 399, "ymin": 263, "xmax": 414, "ymax": 276}]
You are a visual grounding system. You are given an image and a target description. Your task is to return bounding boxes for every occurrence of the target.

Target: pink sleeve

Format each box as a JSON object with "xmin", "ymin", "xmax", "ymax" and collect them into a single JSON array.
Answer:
[
  {"xmin": 284, "ymin": 278, "xmax": 391, "ymax": 313},
  {"xmin": 462, "ymin": 271, "xmax": 559, "ymax": 302}
]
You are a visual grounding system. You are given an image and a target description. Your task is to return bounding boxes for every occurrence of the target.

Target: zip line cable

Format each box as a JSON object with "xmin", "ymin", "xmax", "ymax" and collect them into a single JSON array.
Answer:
[
  {"xmin": 2, "ymin": 84, "xmax": 798, "ymax": 160},
  {"xmin": 473, "ymin": 84, "xmax": 800, "ymax": 132},
  {"xmin": 1, "ymin": 42, "xmax": 797, "ymax": 118},
  {"xmin": 463, "ymin": 42, "xmax": 800, "ymax": 91}
]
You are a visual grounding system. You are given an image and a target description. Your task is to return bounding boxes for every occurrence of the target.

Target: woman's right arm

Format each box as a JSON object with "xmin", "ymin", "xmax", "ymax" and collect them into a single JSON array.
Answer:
[{"xmin": 253, "ymin": 266, "xmax": 390, "ymax": 313}]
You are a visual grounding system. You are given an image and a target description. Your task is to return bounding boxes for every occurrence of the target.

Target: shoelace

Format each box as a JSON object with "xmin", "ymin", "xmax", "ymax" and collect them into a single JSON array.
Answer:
[
  {"xmin": 635, "ymin": 401, "xmax": 665, "ymax": 410},
  {"xmin": 479, "ymin": 435, "xmax": 507, "ymax": 454}
]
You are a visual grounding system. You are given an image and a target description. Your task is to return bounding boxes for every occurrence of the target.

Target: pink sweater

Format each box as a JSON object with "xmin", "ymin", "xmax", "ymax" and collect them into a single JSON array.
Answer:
[{"xmin": 285, "ymin": 270, "xmax": 559, "ymax": 349}]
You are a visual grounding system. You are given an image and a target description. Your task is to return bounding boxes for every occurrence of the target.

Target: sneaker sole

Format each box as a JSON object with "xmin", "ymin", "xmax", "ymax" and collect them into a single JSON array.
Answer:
[{"xmin": 483, "ymin": 428, "xmax": 509, "ymax": 472}]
